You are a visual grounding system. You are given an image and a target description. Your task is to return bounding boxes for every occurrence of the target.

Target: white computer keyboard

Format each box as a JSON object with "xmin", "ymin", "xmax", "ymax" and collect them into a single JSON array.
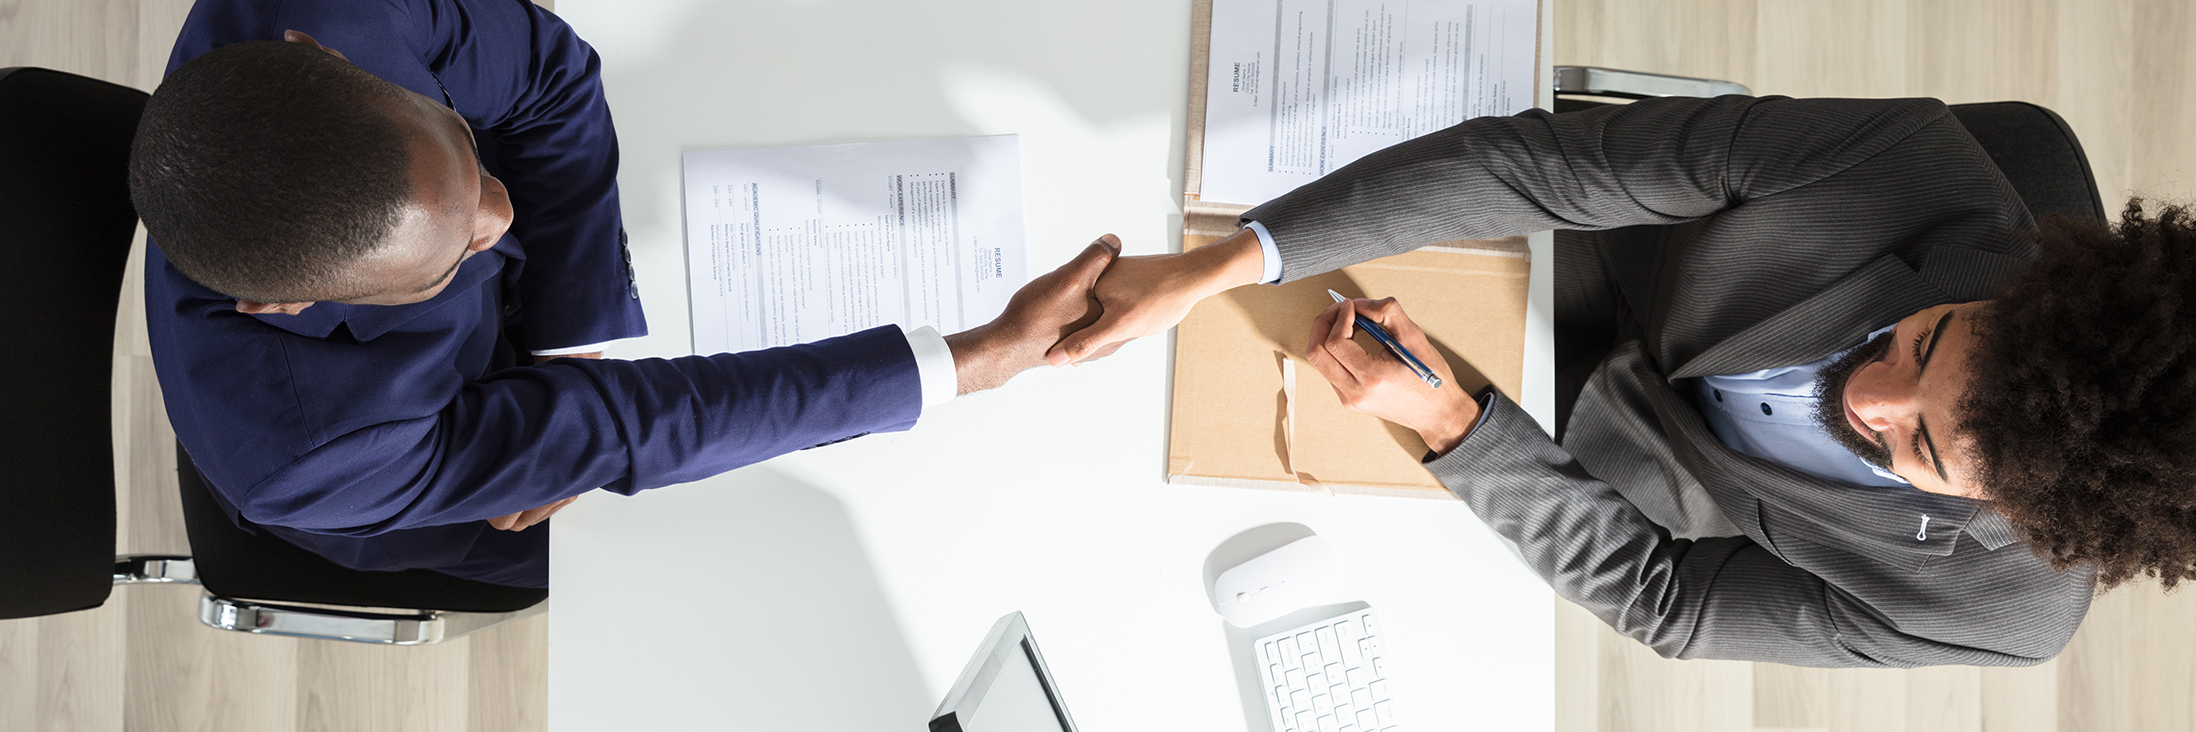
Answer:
[{"xmin": 1254, "ymin": 607, "xmax": 1401, "ymax": 732}]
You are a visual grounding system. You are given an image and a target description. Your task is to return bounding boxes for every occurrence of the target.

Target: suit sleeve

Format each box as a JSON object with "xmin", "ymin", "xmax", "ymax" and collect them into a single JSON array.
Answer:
[
  {"xmin": 232, "ymin": 326, "xmax": 920, "ymax": 535},
  {"xmin": 1243, "ymin": 95, "xmax": 1953, "ymax": 282},
  {"xmin": 414, "ymin": 0, "xmax": 647, "ymax": 350},
  {"xmin": 1435, "ymin": 395, "xmax": 2078, "ymax": 668}
]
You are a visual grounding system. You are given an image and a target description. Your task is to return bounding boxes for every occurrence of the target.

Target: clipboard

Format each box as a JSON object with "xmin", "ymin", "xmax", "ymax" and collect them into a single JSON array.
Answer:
[{"xmin": 1166, "ymin": 0, "xmax": 1542, "ymax": 498}]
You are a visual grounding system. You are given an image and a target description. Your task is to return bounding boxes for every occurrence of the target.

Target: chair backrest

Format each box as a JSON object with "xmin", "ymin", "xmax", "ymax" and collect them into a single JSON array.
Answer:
[
  {"xmin": 1945, "ymin": 102, "xmax": 2109, "ymax": 223},
  {"xmin": 0, "ymin": 68, "xmax": 150, "ymax": 619}
]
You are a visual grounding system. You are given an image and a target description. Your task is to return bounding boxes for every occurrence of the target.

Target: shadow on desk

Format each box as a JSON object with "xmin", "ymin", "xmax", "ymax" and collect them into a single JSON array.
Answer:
[{"xmin": 550, "ymin": 465, "xmax": 931, "ymax": 731}]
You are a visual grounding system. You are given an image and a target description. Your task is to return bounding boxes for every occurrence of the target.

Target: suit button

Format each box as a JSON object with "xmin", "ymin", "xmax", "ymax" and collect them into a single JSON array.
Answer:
[
  {"xmin": 1713, "ymin": 389, "xmax": 1723, "ymax": 402},
  {"xmin": 1760, "ymin": 403, "xmax": 1773, "ymax": 416}
]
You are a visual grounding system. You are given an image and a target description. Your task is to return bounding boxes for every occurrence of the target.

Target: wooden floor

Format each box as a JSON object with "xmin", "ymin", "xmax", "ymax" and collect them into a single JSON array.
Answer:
[{"xmin": 3, "ymin": 0, "xmax": 2192, "ymax": 730}]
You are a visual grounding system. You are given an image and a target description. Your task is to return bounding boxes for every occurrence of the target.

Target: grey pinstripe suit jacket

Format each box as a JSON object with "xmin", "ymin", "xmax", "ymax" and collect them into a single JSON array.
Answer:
[{"xmin": 1241, "ymin": 95, "xmax": 2096, "ymax": 667}]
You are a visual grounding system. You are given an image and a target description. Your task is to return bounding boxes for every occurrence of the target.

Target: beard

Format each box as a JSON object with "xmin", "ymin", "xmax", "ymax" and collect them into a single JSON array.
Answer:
[{"xmin": 1812, "ymin": 329, "xmax": 1897, "ymax": 469}]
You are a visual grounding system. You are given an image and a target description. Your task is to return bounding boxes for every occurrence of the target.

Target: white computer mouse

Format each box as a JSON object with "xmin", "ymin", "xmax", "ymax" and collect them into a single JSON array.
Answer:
[{"xmin": 1211, "ymin": 535, "xmax": 1344, "ymax": 627}]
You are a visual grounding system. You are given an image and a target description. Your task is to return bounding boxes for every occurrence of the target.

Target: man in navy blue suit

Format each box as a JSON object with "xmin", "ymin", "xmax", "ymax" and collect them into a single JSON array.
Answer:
[{"xmin": 128, "ymin": 0, "xmax": 1115, "ymax": 588}]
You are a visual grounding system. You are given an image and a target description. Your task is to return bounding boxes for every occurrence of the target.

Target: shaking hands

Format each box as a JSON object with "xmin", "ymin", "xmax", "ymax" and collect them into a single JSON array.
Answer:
[{"xmin": 955, "ymin": 227, "xmax": 1477, "ymax": 455}]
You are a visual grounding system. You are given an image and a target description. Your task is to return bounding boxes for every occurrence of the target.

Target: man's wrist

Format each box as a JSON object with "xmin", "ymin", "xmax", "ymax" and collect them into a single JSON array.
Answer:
[
  {"xmin": 945, "ymin": 325, "xmax": 1016, "ymax": 395},
  {"xmin": 1188, "ymin": 228, "xmax": 1268, "ymax": 296},
  {"xmin": 1417, "ymin": 391, "xmax": 1482, "ymax": 455}
]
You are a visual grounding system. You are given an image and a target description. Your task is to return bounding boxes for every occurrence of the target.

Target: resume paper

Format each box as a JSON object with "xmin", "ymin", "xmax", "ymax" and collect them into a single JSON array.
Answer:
[
  {"xmin": 1200, "ymin": 0, "xmax": 1537, "ymax": 206},
  {"xmin": 682, "ymin": 135, "xmax": 1027, "ymax": 355}
]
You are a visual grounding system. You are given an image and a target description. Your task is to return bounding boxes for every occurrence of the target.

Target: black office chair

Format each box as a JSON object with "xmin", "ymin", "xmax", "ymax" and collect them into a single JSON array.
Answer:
[
  {"xmin": 0, "ymin": 67, "xmax": 544, "ymax": 644},
  {"xmin": 0, "ymin": 67, "xmax": 199, "ymax": 621}
]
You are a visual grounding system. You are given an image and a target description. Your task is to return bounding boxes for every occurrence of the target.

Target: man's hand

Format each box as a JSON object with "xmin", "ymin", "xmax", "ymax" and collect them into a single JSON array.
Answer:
[
  {"xmin": 945, "ymin": 236, "xmax": 1121, "ymax": 394},
  {"xmin": 1304, "ymin": 297, "xmax": 1480, "ymax": 455},
  {"xmin": 1046, "ymin": 227, "xmax": 1269, "ymax": 366},
  {"xmin": 534, "ymin": 351, "xmax": 603, "ymax": 365},
  {"xmin": 488, "ymin": 495, "xmax": 579, "ymax": 531}
]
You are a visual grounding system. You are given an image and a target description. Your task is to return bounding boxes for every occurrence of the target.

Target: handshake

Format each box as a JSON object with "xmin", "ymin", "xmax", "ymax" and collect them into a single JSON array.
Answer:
[
  {"xmin": 941, "ymin": 231, "xmax": 1263, "ymax": 393},
  {"xmin": 950, "ymin": 231, "xmax": 1479, "ymax": 451}
]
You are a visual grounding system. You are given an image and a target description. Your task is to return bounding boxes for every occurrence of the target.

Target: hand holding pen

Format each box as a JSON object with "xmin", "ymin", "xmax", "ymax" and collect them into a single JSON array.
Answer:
[{"xmin": 1304, "ymin": 293, "xmax": 1482, "ymax": 455}]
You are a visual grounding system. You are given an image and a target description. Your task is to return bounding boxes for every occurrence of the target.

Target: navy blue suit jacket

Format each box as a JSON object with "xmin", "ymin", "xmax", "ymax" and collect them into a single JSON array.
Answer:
[{"xmin": 147, "ymin": 0, "xmax": 922, "ymax": 588}]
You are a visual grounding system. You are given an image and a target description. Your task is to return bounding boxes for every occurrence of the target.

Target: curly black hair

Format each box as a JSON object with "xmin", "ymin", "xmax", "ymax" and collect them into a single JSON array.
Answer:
[{"xmin": 1962, "ymin": 199, "xmax": 2196, "ymax": 589}]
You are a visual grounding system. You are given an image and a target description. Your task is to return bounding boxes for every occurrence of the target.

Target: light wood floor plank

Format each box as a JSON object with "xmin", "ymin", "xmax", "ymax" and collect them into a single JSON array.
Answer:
[
  {"xmin": 1906, "ymin": 665, "xmax": 1982, "ymax": 732},
  {"xmin": 1556, "ymin": 599, "xmax": 1601, "ymax": 732},
  {"xmin": 0, "ymin": 618, "xmax": 38, "ymax": 732},
  {"xmin": 1978, "ymin": 663, "xmax": 2057, "ymax": 732},
  {"xmin": 35, "ymin": 600, "xmax": 127, "ymax": 732},
  {"xmin": 468, "ymin": 613, "xmax": 550, "ymax": 732},
  {"xmin": 2057, "ymin": 588, "xmax": 2134, "ymax": 732},
  {"xmin": 1755, "ymin": 664, "xmax": 1829, "ymax": 729},
  {"xmin": 1753, "ymin": 0, "xmax": 1911, "ymax": 97},
  {"xmin": 2127, "ymin": 0, "xmax": 2196, "ymax": 200},
  {"xmin": 2130, "ymin": 583, "xmax": 2196, "ymax": 732},
  {"xmin": 297, "ymin": 638, "xmax": 471, "ymax": 732},
  {"xmin": 2046, "ymin": 0, "xmax": 2136, "ymax": 203},
  {"xmin": 125, "ymin": 586, "xmax": 299, "ymax": 732},
  {"xmin": 1827, "ymin": 668, "xmax": 1909, "ymax": 732}
]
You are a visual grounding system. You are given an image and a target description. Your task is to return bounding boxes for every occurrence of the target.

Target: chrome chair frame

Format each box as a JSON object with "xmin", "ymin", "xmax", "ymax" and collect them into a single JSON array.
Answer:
[
  {"xmin": 200, "ymin": 595, "xmax": 548, "ymax": 646},
  {"xmin": 1554, "ymin": 66, "xmax": 1751, "ymax": 99},
  {"xmin": 110, "ymin": 553, "xmax": 544, "ymax": 645}
]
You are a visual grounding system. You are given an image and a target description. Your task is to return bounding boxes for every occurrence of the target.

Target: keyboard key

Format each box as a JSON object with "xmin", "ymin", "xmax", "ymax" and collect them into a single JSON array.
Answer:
[
  {"xmin": 1374, "ymin": 701, "xmax": 1396, "ymax": 726},
  {"xmin": 1346, "ymin": 668, "xmax": 1368, "ymax": 689},
  {"xmin": 1368, "ymin": 680, "xmax": 1389, "ymax": 701},
  {"xmin": 1269, "ymin": 664, "xmax": 1284, "ymax": 683},
  {"xmin": 1318, "ymin": 714, "xmax": 1340, "ymax": 732},
  {"xmin": 1280, "ymin": 637, "xmax": 1299, "ymax": 665},
  {"xmin": 1329, "ymin": 682, "xmax": 1350, "ymax": 702},
  {"xmin": 1306, "ymin": 673, "xmax": 1326, "ymax": 692},
  {"xmin": 1296, "ymin": 710, "xmax": 1315, "ymax": 732},
  {"xmin": 1297, "ymin": 631, "xmax": 1316, "ymax": 650},
  {"xmin": 1357, "ymin": 708, "xmax": 1378, "ymax": 730},
  {"xmin": 1372, "ymin": 657, "xmax": 1388, "ymax": 678},
  {"xmin": 1313, "ymin": 694, "xmax": 1333, "ymax": 716},
  {"xmin": 1359, "ymin": 638, "xmax": 1376, "ymax": 661},
  {"xmin": 1291, "ymin": 689, "xmax": 1310, "ymax": 711},
  {"xmin": 1360, "ymin": 612, "xmax": 1377, "ymax": 634},
  {"xmin": 1316, "ymin": 627, "xmax": 1340, "ymax": 661},
  {"xmin": 1286, "ymin": 668, "xmax": 1305, "ymax": 690}
]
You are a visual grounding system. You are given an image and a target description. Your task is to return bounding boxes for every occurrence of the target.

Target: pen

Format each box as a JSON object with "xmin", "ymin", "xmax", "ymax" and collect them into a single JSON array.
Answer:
[{"xmin": 1328, "ymin": 289, "xmax": 1444, "ymax": 389}]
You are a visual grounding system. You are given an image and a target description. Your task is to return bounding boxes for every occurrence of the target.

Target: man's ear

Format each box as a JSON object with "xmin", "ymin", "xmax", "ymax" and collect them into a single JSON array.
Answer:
[
  {"xmin": 234, "ymin": 300, "xmax": 316, "ymax": 315},
  {"xmin": 282, "ymin": 30, "xmax": 351, "ymax": 61}
]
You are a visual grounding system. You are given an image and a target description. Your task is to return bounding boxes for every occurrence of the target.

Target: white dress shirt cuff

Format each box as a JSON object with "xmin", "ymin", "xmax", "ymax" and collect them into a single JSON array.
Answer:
[
  {"xmin": 1243, "ymin": 220, "xmax": 1285, "ymax": 285},
  {"xmin": 901, "ymin": 324, "xmax": 957, "ymax": 409},
  {"xmin": 531, "ymin": 339, "xmax": 628, "ymax": 357}
]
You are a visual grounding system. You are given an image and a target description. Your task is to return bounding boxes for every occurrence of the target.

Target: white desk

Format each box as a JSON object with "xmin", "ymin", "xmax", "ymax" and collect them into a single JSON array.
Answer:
[{"xmin": 548, "ymin": 0, "xmax": 1558, "ymax": 729}]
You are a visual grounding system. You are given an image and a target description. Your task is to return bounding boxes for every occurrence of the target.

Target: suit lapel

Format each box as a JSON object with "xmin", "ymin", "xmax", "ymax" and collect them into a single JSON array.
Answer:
[{"xmin": 1670, "ymin": 254, "xmax": 1952, "ymax": 380}]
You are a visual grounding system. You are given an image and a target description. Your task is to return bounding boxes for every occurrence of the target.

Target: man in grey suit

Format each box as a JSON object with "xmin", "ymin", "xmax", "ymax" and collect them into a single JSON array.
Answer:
[{"xmin": 1048, "ymin": 95, "xmax": 2196, "ymax": 667}]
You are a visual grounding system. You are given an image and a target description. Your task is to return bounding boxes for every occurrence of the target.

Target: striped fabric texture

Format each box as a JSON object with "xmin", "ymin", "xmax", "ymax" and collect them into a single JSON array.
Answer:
[{"xmin": 1245, "ymin": 95, "xmax": 2096, "ymax": 668}]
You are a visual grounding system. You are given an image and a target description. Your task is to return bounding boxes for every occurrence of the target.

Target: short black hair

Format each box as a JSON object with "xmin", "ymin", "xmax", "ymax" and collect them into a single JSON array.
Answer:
[
  {"xmin": 130, "ymin": 40, "xmax": 414, "ymax": 303},
  {"xmin": 1962, "ymin": 199, "xmax": 2196, "ymax": 589}
]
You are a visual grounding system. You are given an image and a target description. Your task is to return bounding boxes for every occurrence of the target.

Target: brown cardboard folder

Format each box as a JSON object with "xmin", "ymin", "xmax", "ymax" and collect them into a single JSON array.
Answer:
[{"xmin": 1167, "ymin": 0, "xmax": 1537, "ymax": 498}]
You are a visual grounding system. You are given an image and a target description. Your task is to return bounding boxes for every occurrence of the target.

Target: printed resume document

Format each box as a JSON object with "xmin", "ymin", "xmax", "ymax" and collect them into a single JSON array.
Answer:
[
  {"xmin": 1199, "ymin": 0, "xmax": 1537, "ymax": 207},
  {"xmin": 682, "ymin": 135, "xmax": 1026, "ymax": 354}
]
